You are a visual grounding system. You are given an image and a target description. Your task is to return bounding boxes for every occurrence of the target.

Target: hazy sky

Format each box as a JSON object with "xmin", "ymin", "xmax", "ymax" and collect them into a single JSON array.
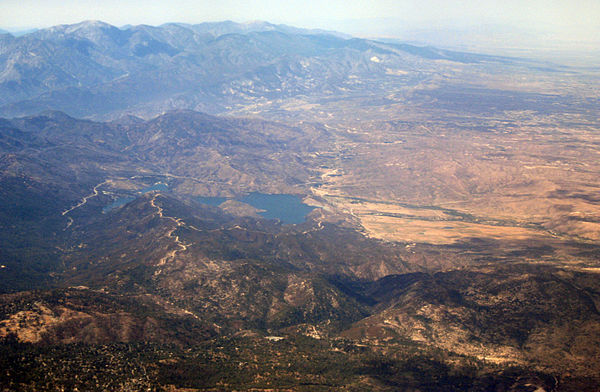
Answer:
[{"xmin": 1, "ymin": 0, "xmax": 598, "ymax": 45}]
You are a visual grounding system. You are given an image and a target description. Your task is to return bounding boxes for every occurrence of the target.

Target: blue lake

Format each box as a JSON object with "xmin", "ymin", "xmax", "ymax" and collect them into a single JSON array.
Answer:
[{"xmin": 197, "ymin": 192, "xmax": 315, "ymax": 224}]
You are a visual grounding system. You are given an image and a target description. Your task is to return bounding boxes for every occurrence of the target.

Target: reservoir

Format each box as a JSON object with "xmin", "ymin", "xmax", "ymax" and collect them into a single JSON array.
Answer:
[
  {"xmin": 198, "ymin": 192, "xmax": 314, "ymax": 224},
  {"xmin": 104, "ymin": 186, "xmax": 315, "ymax": 224}
]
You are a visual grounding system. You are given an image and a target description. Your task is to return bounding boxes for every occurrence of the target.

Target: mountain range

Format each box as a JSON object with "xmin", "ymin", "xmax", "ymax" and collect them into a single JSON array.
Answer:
[
  {"xmin": 0, "ymin": 20, "xmax": 525, "ymax": 120},
  {"xmin": 0, "ymin": 20, "xmax": 599, "ymax": 391}
]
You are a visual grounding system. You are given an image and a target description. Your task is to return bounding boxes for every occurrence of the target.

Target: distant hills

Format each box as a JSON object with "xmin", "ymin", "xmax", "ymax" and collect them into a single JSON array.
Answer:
[{"xmin": 0, "ymin": 20, "xmax": 515, "ymax": 120}]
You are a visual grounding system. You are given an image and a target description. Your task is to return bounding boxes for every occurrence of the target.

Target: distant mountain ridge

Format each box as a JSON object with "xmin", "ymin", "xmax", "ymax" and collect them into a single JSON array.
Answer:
[
  {"xmin": 0, "ymin": 20, "xmax": 513, "ymax": 119},
  {"xmin": 161, "ymin": 20, "xmax": 352, "ymax": 39}
]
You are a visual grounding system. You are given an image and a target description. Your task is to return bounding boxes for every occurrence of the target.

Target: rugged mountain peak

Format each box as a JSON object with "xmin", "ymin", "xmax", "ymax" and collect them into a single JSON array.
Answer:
[
  {"xmin": 40, "ymin": 20, "xmax": 117, "ymax": 36},
  {"xmin": 68, "ymin": 20, "xmax": 114, "ymax": 30},
  {"xmin": 33, "ymin": 20, "xmax": 126, "ymax": 50}
]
